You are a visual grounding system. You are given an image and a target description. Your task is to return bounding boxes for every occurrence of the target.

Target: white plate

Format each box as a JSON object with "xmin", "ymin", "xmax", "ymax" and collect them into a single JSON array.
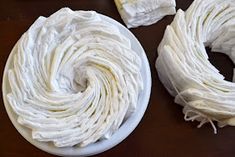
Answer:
[{"xmin": 2, "ymin": 13, "xmax": 151, "ymax": 157}]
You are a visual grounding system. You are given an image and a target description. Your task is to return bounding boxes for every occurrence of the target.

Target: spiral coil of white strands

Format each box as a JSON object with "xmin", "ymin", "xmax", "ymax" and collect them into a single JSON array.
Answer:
[
  {"xmin": 7, "ymin": 8, "xmax": 143, "ymax": 147},
  {"xmin": 156, "ymin": 0, "xmax": 235, "ymax": 134}
]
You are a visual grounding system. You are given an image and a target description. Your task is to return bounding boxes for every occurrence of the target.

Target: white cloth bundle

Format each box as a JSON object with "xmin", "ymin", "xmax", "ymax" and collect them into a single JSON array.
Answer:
[
  {"xmin": 156, "ymin": 0, "xmax": 235, "ymax": 133},
  {"xmin": 7, "ymin": 8, "xmax": 143, "ymax": 147},
  {"xmin": 114, "ymin": 0, "xmax": 176, "ymax": 28}
]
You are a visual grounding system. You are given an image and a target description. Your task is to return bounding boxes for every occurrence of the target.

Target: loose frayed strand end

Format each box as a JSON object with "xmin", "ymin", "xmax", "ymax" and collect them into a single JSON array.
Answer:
[{"xmin": 183, "ymin": 107, "xmax": 217, "ymax": 134}]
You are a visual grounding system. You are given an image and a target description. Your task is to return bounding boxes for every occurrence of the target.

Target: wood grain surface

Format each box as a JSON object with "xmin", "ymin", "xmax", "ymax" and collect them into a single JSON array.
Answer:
[{"xmin": 1, "ymin": 0, "xmax": 235, "ymax": 156}]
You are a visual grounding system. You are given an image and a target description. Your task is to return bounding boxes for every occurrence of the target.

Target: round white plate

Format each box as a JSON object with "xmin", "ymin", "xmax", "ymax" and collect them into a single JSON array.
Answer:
[{"xmin": 2, "ymin": 13, "xmax": 151, "ymax": 157}]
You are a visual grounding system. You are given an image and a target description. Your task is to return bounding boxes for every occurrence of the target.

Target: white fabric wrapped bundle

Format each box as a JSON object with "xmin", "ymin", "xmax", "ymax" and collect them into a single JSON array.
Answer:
[
  {"xmin": 114, "ymin": 0, "xmax": 176, "ymax": 28},
  {"xmin": 7, "ymin": 8, "xmax": 143, "ymax": 147},
  {"xmin": 156, "ymin": 0, "xmax": 235, "ymax": 133}
]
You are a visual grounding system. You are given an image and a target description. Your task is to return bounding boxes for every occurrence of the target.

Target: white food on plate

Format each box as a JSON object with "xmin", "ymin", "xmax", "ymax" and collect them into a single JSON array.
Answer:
[
  {"xmin": 114, "ymin": 0, "xmax": 176, "ymax": 28},
  {"xmin": 7, "ymin": 8, "xmax": 143, "ymax": 147},
  {"xmin": 156, "ymin": 0, "xmax": 235, "ymax": 133}
]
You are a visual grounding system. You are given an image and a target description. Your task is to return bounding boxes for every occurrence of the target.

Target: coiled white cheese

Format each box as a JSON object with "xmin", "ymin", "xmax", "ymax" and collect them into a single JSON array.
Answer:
[
  {"xmin": 7, "ymin": 8, "xmax": 143, "ymax": 147},
  {"xmin": 156, "ymin": 0, "xmax": 235, "ymax": 133}
]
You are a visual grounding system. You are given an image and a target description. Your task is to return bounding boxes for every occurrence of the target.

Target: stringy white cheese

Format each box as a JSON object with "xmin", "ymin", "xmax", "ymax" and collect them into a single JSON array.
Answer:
[
  {"xmin": 7, "ymin": 8, "xmax": 143, "ymax": 147},
  {"xmin": 114, "ymin": 0, "xmax": 176, "ymax": 28},
  {"xmin": 156, "ymin": 0, "xmax": 235, "ymax": 133}
]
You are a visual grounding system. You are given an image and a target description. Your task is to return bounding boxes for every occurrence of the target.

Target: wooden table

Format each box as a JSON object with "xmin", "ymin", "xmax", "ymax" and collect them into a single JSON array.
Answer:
[{"xmin": 1, "ymin": 0, "xmax": 235, "ymax": 156}]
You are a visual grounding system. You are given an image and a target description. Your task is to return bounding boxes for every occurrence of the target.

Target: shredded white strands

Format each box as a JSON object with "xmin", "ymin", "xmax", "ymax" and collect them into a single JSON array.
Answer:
[
  {"xmin": 183, "ymin": 108, "xmax": 217, "ymax": 134},
  {"xmin": 7, "ymin": 8, "xmax": 143, "ymax": 147},
  {"xmin": 156, "ymin": 0, "xmax": 235, "ymax": 133}
]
